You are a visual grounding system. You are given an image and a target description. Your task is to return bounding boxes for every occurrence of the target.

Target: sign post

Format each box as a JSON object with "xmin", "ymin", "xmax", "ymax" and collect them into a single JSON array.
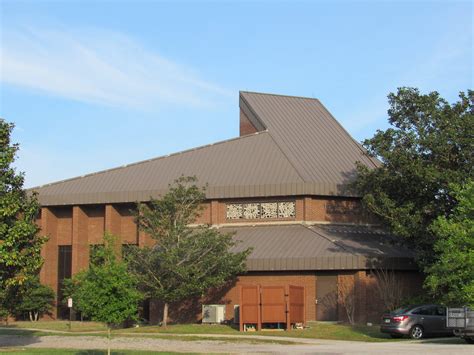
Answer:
[{"xmin": 67, "ymin": 297, "xmax": 73, "ymax": 331}]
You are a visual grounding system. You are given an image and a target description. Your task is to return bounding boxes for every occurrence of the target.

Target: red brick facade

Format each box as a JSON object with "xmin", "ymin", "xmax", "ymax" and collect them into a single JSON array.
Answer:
[{"xmin": 37, "ymin": 196, "xmax": 421, "ymax": 322}]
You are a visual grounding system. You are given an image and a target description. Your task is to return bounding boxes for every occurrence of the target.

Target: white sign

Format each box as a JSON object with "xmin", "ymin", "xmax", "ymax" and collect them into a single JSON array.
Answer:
[{"xmin": 67, "ymin": 297, "xmax": 73, "ymax": 308}]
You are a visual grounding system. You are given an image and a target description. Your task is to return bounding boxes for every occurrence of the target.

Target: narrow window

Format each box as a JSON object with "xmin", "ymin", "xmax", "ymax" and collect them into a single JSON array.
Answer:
[{"xmin": 57, "ymin": 245, "xmax": 72, "ymax": 319}]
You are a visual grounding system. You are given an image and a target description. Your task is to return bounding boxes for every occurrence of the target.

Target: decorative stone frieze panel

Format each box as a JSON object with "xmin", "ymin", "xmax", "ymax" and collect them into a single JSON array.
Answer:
[{"xmin": 226, "ymin": 201, "xmax": 296, "ymax": 220}]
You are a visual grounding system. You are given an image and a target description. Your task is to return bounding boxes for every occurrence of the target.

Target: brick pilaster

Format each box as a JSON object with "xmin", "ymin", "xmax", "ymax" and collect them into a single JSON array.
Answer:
[
  {"xmin": 39, "ymin": 207, "xmax": 58, "ymax": 319},
  {"xmin": 72, "ymin": 206, "xmax": 88, "ymax": 275}
]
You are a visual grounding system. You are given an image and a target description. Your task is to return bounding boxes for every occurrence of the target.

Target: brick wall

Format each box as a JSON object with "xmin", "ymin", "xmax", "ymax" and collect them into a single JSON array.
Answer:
[
  {"xmin": 239, "ymin": 109, "xmax": 258, "ymax": 136},
  {"xmin": 148, "ymin": 272, "xmax": 316, "ymax": 324}
]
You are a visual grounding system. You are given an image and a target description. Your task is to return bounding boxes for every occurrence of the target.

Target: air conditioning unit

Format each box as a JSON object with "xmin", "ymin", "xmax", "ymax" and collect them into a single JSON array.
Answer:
[{"xmin": 202, "ymin": 304, "xmax": 226, "ymax": 324}]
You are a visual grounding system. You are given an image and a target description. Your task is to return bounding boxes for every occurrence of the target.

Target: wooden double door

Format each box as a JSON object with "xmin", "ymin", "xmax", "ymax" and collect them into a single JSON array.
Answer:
[{"xmin": 239, "ymin": 284, "xmax": 305, "ymax": 331}]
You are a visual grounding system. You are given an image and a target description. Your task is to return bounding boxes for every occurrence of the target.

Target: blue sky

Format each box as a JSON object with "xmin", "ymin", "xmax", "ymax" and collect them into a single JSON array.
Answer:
[{"xmin": 0, "ymin": 0, "xmax": 472, "ymax": 188}]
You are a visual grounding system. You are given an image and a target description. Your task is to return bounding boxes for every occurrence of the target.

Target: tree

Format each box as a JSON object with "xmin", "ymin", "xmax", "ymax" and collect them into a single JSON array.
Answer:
[
  {"xmin": 338, "ymin": 277, "xmax": 356, "ymax": 325},
  {"xmin": 372, "ymin": 269, "xmax": 405, "ymax": 312},
  {"xmin": 354, "ymin": 88, "xmax": 473, "ymax": 267},
  {"xmin": 66, "ymin": 233, "xmax": 142, "ymax": 355},
  {"xmin": 425, "ymin": 181, "xmax": 474, "ymax": 307},
  {"xmin": 127, "ymin": 176, "xmax": 251, "ymax": 326},
  {"xmin": 0, "ymin": 119, "xmax": 46, "ymax": 321},
  {"xmin": 12, "ymin": 277, "xmax": 55, "ymax": 321}
]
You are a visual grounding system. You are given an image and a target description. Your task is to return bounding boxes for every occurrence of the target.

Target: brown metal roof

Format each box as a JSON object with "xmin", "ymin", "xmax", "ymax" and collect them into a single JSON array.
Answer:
[
  {"xmin": 34, "ymin": 132, "xmax": 304, "ymax": 205},
  {"xmin": 33, "ymin": 91, "xmax": 380, "ymax": 206},
  {"xmin": 225, "ymin": 224, "xmax": 416, "ymax": 271},
  {"xmin": 240, "ymin": 92, "xmax": 380, "ymax": 184}
]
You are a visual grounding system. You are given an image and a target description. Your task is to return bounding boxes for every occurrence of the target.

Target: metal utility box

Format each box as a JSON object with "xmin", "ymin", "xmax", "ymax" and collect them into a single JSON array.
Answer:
[
  {"xmin": 239, "ymin": 284, "xmax": 305, "ymax": 331},
  {"xmin": 202, "ymin": 304, "xmax": 226, "ymax": 324},
  {"xmin": 447, "ymin": 307, "xmax": 474, "ymax": 343}
]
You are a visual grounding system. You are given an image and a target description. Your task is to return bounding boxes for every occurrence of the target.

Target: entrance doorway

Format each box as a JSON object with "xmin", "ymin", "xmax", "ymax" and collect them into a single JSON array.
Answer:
[{"xmin": 316, "ymin": 275, "xmax": 338, "ymax": 321}]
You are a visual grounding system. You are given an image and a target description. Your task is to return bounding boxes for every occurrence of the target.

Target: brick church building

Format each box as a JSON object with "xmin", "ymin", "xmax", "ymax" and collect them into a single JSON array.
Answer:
[{"xmin": 33, "ymin": 92, "xmax": 422, "ymax": 324}]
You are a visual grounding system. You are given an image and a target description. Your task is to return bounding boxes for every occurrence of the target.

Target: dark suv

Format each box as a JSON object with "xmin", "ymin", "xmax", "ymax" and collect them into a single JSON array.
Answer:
[{"xmin": 380, "ymin": 304, "xmax": 452, "ymax": 339}]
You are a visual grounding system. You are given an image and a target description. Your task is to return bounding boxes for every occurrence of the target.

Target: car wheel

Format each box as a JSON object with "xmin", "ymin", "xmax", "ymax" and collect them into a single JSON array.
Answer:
[
  {"xmin": 390, "ymin": 334, "xmax": 404, "ymax": 339},
  {"xmin": 410, "ymin": 325, "xmax": 424, "ymax": 339}
]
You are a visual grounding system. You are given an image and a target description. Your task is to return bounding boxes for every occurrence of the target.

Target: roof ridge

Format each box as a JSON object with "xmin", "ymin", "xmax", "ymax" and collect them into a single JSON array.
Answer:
[
  {"xmin": 266, "ymin": 131, "xmax": 305, "ymax": 182},
  {"xmin": 30, "ymin": 131, "xmax": 270, "ymax": 191},
  {"xmin": 240, "ymin": 92, "xmax": 324, "ymax": 181},
  {"xmin": 240, "ymin": 91, "xmax": 321, "ymax": 102},
  {"xmin": 303, "ymin": 224, "xmax": 355, "ymax": 255}
]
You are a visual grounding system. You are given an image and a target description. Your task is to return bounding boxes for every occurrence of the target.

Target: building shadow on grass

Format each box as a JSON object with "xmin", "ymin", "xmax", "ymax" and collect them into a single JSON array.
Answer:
[{"xmin": 0, "ymin": 327, "xmax": 42, "ymax": 348}]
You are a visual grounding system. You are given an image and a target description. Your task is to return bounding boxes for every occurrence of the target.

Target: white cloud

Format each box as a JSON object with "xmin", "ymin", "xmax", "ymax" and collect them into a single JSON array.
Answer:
[{"xmin": 0, "ymin": 26, "xmax": 231, "ymax": 109}]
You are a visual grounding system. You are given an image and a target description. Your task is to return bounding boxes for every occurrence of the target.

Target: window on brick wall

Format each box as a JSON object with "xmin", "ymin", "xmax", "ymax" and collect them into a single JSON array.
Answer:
[{"xmin": 57, "ymin": 245, "xmax": 72, "ymax": 319}]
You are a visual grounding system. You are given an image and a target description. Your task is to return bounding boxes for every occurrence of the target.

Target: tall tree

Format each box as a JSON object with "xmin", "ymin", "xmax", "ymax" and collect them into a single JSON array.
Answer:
[
  {"xmin": 425, "ymin": 181, "xmax": 474, "ymax": 307},
  {"xmin": 65, "ymin": 233, "xmax": 142, "ymax": 355},
  {"xmin": 354, "ymin": 88, "xmax": 473, "ymax": 266},
  {"xmin": 127, "ymin": 176, "xmax": 251, "ymax": 326},
  {"xmin": 0, "ymin": 119, "xmax": 46, "ymax": 319}
]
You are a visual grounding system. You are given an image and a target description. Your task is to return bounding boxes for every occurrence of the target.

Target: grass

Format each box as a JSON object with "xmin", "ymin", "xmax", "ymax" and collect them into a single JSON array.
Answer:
[
  {"xmin": 1, "ymin": 320, "xmax": 402, "ymax": 342},
  {"xmin": 1, "ymin": 321, "xmax": 107, "ymax": 333},
  {"xmin": 123, "ymin": 322, "xmax": 400, "ymax": 342},
  {"xmin": 0, "ymin": 349, "xmax": 187, "ymax": 354}
]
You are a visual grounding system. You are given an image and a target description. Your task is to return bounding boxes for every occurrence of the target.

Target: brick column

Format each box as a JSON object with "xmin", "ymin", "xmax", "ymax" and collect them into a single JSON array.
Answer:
[
  {"xmin": 210, "ymin": 200, "xmax": 219, "ymax": 225},
  {"xmin": 303, "ymin": 197, "xmax": 312, "ymax": 221},
  {"xmin": 105, "ymin": 204, "xmax": 122, "ymax": 255},
  {"xmin": 39, "ymin": 207, "xmax": 58, "ymax": 319},
  {"xmin": 355, "ymin": 271, "xmax": 368, "ymax": 324},
  {"xmin": 72, "ymin": 206, "xmax": 88, "ymax": 275}
]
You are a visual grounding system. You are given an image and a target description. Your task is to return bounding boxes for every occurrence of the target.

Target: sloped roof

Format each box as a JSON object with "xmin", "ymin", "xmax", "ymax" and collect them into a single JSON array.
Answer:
[
  {"xmin": 226, "ymin": 224, "xmax": 416, "ymax": 271},
  {"xmin": 33, "ymin": 91, "xmax": 379, "ymax": 206},
  {"xmin": 240, "ymin": 92, "xmax": 380, "ymax": 183}
]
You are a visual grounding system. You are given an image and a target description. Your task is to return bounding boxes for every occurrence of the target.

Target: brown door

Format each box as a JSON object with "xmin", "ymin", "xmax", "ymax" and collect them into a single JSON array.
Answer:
[
  {"xmin": 240, "ymin": 285, "xmax": 260, "ymax": 327},
  {"xmin": 317, "ymin": 275, "xmax": 338, "ymax": 321},
  {"xmin": 288, "ymin": 285, "xmax": 305, "ymax": 324},
  {"xmin": 260, "ymin": 286, "xmax": 287, "ymax": 323}
]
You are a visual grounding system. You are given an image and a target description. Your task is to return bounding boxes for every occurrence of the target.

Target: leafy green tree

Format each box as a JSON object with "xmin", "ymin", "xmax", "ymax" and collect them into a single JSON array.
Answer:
[
  {"xmin": 127, "ymin": 176, "xmax": 251, "ymax": 326},
  {"xmin": 0, "ymin": 119, "xmax": 46, "ymax": 321},
  {"xmin": 66, "ymin": 233, "xmax": 142, "ymax": 353},
  {"xmin": 354, "ymin": 88, "xmax": 473, "ymax": 266},
  {"xmin": 425, "ymin": 181, "xmax": 474, "ymax": 307},
  {"xmin": 13, "ymin": 277, "xmax": 55, "ymax": 321}
]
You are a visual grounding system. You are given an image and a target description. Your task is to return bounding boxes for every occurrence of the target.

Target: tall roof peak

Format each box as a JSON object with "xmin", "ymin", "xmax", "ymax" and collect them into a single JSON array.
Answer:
[{"xmin": 33, "ymin": 91, "xmax": 379, "ymax": 205}]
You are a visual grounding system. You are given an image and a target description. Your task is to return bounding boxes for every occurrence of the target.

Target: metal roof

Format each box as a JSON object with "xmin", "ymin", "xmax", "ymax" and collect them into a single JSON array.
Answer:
[
  {"xmin": 240, "ymin": 92, "xmax": 380, "ymax": 184},
  {"xmin": 32, "ymin": 91, "xmax": 380, "ymax": 205},
  {"xmin": 226, "ymin": 224, "xmax": 416, "ymax": 271}
]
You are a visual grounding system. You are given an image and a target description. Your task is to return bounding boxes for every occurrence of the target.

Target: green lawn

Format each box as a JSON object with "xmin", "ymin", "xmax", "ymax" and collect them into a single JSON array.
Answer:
[
  {"xmin": 117, "ymin": 322, "xmax": 399, "ymax": 342},
  {"xmin": 0, "ymin": 349, "xmax": 186, "ymax": 354},
  {"xmin": 1, "ymin": 321, "xmax": 107, "ymax": 333},
  {"xmin": 1, "ymin": 320, "xmax": 400, "ymax": 342}
]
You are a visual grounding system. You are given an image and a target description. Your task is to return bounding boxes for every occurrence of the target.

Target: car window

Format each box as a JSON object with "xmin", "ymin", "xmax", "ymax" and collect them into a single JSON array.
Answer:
[
  {"xmin": 435, "ymin": 306, "xmax": 446, "ymax": 316},
  {"xmin": 412, "ymin": 306, "xmax": 436, "ymax": 315},
  {"xmin": 392, "ymin": 306, "xmax": 415, "ymax": 315}
]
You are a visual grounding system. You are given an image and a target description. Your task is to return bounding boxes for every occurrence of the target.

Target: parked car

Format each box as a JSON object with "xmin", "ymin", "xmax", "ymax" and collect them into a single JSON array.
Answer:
[{"xmin": 380, "ymin": 304, "xmax": 453, "ymax": 339}]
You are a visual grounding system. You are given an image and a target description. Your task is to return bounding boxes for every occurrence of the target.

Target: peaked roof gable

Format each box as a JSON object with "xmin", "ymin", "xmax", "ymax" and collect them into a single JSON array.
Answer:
[
  {"xmin": 33, "ymin": 91, "xmax": 379, "ymax": 205},
  {"xmin": 240, "ymin": 91, "xmax": 380, "ymax": 185}
]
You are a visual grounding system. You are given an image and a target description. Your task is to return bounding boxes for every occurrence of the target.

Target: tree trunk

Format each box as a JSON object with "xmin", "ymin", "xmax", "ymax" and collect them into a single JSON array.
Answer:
[
  {"xmin": 29, "ymin": 311, "xmax": 33, "ymax": 322},
  {"xmin": 162, "ymin": 303, "xmax": 169, "ymax": 327},
  {"xmin": 107, "ymin": 327, "xmax": 111, "ymax": 355},
  {"xmin": 34, "ymin": 312, "xmax": 39, "ymax": 321}
]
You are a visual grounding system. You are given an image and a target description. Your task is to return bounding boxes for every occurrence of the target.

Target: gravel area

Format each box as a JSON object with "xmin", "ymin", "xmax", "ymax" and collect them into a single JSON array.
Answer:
[{"xmin": 1, "ymin": 334, "xmax": 473, "ymax": 354}]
